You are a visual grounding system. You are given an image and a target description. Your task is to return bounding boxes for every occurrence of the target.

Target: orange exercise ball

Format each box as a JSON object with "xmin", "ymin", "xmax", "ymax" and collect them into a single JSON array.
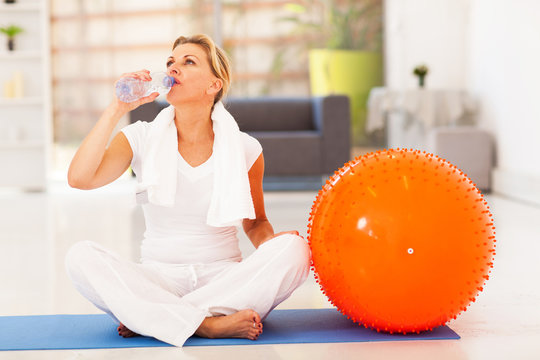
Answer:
[{"xmin": 307, "ymin": 149, "xmax": 496, "ymax": 334}]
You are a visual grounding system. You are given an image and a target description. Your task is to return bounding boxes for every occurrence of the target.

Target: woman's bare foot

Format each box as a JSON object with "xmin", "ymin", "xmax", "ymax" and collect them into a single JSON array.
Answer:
[
  {"xmin": 117, "ymin": 323, "xmax": 139, "ymax": 338},
  {"xmin": 195, "ymin": 309, "xmax": 263, "ymax": 340}
]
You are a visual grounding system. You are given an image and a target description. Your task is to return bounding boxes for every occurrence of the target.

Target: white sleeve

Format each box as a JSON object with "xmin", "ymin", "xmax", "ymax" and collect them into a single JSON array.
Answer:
[
  {"xmin": 240, "ymin": 132, "xmax": 263, "ymax": 170},
  {"xmin": 120, "ymin": 120, "xmax": 151, "ymax": 176}
]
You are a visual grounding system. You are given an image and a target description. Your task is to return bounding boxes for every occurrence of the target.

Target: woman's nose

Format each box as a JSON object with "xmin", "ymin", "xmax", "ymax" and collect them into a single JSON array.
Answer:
[{"xmin": 167, "ymin": 66, "xmax": 179, "ymax": 76}]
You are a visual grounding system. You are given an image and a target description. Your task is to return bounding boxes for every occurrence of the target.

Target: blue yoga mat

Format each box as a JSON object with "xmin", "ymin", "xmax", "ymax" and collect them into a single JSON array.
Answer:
[{"xmin": 0, "ymin": 308, "xmax": 459, "ymax": 350}]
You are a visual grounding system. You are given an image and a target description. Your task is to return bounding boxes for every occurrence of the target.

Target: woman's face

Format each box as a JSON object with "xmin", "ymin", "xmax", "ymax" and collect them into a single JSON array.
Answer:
[{"xmin": 165, "ymin": 43, "xmax": 221, "ymax": 105}]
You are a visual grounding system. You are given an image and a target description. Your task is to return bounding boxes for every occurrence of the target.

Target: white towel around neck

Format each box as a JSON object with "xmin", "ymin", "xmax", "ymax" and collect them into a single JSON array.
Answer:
[{"xmin": 136, "ymin": 101, "xmax": 256, "ymax": 227}]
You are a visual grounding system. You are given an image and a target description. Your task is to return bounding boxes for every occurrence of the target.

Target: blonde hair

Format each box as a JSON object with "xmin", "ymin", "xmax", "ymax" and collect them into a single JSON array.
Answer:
[{"xmin": 172, "ymin": 34, "xmax": 231, "ymax": 103}]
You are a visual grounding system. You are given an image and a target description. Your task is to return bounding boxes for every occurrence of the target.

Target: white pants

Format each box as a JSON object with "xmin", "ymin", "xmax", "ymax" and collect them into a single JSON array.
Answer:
[{"xmin": 65, "ymin": 234, "xmax": 311, "ymax": 347}]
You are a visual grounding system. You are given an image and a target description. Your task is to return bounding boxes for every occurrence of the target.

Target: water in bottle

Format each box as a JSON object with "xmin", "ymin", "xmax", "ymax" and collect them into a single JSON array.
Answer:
[{"xmin": 115, "ymin": 72, "xmax": 175, "ymax": 103}]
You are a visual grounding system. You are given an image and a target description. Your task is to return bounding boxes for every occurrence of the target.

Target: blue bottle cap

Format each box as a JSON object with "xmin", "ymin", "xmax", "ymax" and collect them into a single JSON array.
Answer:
[{"xmin": 164, "ymin": 76, "xmax": 175, "ymax": 87}]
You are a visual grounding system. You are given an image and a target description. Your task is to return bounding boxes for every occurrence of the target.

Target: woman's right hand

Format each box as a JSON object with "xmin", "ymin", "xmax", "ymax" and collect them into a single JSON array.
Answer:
[{"xmin": 111, "ymin": 69, "xmax": 160, "ymax": 114}]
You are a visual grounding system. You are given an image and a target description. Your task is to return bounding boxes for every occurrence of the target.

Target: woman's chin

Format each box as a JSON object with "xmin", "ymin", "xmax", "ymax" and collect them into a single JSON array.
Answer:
[
  {"xmin": 166, "ymin": 92, "xmax": 179, "ymax": 105},
  {"xmin": 166, "ymin": 89, "xmax": 213, "ymax": 107}
]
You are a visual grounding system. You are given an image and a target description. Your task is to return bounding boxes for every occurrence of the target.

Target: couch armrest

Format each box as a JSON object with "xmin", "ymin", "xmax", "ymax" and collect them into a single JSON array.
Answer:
[
  {"xmin": 129, "ymin": 100, "xmax": 169, "ymax": 124},
  {"xmin": 312, "ymin": 95, "xmax": 351, "ymax": 173}
]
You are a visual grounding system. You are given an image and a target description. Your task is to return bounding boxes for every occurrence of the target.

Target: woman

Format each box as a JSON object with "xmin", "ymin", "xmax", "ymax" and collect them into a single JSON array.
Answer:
[{"xmin": 65, "ymin": 34, "xmax": 311, "ymax": 346}]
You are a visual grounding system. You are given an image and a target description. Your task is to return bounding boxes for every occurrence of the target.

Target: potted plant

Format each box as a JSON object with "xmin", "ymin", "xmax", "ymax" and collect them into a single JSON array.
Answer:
[
  {"xmin": 0, "ymin": 25, "xmax": 24, "ymax": 51},
  {"xmin": 282, "ymin": 0, "xmax": 383, "ymax": 145},
  {"xmin": 413, "ymin": 64, "xmax": 429, "ymax": 88}
]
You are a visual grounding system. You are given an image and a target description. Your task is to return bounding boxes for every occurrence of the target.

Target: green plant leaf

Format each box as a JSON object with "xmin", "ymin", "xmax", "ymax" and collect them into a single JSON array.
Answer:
[
  {"xmin": 0, "ymin": 25, "xmax": 24, "ymax": 38},
  {"xmin": 280, "ymin": 0, "xmax": 382, "ymax": 51},
  {"xmin": 283, "ymin": 3, "xmax": 307, "ymax": 14}
]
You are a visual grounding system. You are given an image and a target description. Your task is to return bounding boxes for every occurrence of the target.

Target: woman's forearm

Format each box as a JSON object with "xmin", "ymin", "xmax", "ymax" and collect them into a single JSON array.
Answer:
[
  {"xmin": 245, "ymin": 219, "xmax": 274, "ymax": 249},
  {"xmin": 67, "ymin": 103, "xmax": 126, "ymax": 188}
]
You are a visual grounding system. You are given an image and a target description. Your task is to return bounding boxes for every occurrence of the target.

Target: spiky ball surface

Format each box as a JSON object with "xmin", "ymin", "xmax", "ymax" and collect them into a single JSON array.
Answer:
[{"xmin": 307, "ymin": 149, "xmax": 496, "ymax": 333}]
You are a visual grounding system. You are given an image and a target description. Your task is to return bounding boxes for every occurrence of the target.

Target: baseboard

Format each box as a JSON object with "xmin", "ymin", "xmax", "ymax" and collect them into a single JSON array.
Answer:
[
  {"xmin": 263, "ymin": 176, "xmax": 325, "ymax": 191},
  {"xmin": 492, "ymin": 168, "xmax": 540, "ymax": 206}
]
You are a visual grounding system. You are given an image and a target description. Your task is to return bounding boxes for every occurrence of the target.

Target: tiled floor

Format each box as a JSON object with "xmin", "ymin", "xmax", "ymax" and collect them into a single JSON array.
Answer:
[{"xmin": 1, "ymin": 179, "xmax": 539, "ymax": 359}]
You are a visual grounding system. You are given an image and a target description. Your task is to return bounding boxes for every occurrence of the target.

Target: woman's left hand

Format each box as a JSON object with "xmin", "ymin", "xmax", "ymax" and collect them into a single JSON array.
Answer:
[{"xmin": 258, "ymin": 230, "xmax": 301, "ymax": 248}]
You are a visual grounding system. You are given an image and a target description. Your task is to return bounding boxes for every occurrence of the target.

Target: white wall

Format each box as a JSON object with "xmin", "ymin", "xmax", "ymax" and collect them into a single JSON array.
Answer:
[
  {"xmin": 467, "ymin": 0, "xmax": 540, "ymax": 203},
  {"xmin": 385, "ymin": 0, "xmax": 540, "ymax": 204},
  {"xmin": 384, "ymin": 0, "xmax": 470, "ymax": 89}
]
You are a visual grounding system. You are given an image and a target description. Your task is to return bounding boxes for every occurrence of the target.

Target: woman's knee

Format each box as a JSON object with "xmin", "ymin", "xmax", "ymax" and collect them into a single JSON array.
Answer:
[
  {"xmin": 273, "ymin": 234, "xmax": 311, "ymax": 273},
  {"xmin": 65, "ymin": 241, "xmax": 100, "ymax": 274}
]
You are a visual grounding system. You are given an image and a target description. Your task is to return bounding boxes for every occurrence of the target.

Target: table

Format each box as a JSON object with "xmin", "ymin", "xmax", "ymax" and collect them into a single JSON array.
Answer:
[{"xmin": 366, "ymin": 87, "xmax": 478, "ymax": 149}]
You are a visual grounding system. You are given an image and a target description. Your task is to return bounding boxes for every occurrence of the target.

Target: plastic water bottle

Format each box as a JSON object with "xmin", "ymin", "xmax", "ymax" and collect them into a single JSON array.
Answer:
[{"xmin": 115, "ymin": 72, "xmax": 175, "ymax": 103}]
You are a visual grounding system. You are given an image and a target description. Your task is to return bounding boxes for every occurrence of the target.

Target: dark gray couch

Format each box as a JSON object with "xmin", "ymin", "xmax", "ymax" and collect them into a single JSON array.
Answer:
[{"xmin": 129, "ymin": 95, "xmax": 350, "ymax": 185}]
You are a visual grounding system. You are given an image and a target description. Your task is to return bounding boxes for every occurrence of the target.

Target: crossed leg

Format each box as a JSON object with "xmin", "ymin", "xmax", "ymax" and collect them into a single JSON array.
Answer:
[
  {"xmin": 182, "ymin": 234, "xmax": 311, "ymax": 340},
  {"xmin": 65, "ymin": 234, "xmax": 310, "ymax": 346},
  {"xmin": 118, "ymin": 310, "xmax": 262, "ymax": 340}
]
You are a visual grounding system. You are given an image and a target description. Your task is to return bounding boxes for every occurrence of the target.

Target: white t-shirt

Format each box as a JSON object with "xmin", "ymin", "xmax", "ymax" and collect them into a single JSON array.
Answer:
[{"xmin": 121, "ymin": 120, "xmax": 263, "ymax": 265}]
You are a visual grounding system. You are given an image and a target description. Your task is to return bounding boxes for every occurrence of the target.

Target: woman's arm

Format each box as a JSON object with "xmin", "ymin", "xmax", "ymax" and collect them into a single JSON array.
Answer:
[
  {"xmin": 242, "ymin": 153, "xmax": 299, "ymax": 249},
  {"xmin": 67, "ymin": 70, "xmax": 159, "ymax": 190}
]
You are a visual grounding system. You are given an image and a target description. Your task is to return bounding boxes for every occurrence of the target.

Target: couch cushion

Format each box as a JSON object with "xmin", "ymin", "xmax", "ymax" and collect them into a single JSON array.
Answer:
[
  {"xmin": 249, "ymin": 131, "xmax": 322, "ymax": 175},
  {"xmin": 225, "ymin": 98, "xmax": 314, "ymax": 132}
]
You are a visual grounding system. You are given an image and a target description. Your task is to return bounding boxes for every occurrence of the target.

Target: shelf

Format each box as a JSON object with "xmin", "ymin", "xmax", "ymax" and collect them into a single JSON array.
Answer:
[
  {"xmin": 51, "ymin": 34, "xmax": 312, "ymax": 54},
  {"xmin": 50, "ymin": 1, "xmax": 291, "ymax": 22},
  {"xmin": 51, "ymin": 7, "xmax": 199, "ymax": 22},
  {"xmin": 225, "ymin": 35, "xmax": 309, "ymax": 47},
  {"xmin": 234, "ymin": 71, "xmax": 308, "ymax": 81},
  {"xmin": 52, "ymin": 70, "xmax": 308, "ymax": 85},
  {"xmin": 0, "ymin": 3, "xmax": 41, "ymax": 12},
  {"xmin": 0, "ymin": 51, "xmax": 41, "ymax": 60},
  {"xmin": 0, "ymin": 97, "xmax": 43, "ymax": 106},
  {"xmin": 0, "ymin": 0, "xmax": 49, "ymax": 191},
  {"xmin": 53, "ymin": 108, "xmax": 102, "ymax": 117},
  {"xmin": 52, "ymin": 43, "xmax": 169, "ymax": 53}
]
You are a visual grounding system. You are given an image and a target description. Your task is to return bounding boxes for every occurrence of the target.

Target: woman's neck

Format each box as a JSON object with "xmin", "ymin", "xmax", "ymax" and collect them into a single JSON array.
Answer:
[{"xmin": 173, "ymin": 101, "xmax": 214, "ymax": 144}]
